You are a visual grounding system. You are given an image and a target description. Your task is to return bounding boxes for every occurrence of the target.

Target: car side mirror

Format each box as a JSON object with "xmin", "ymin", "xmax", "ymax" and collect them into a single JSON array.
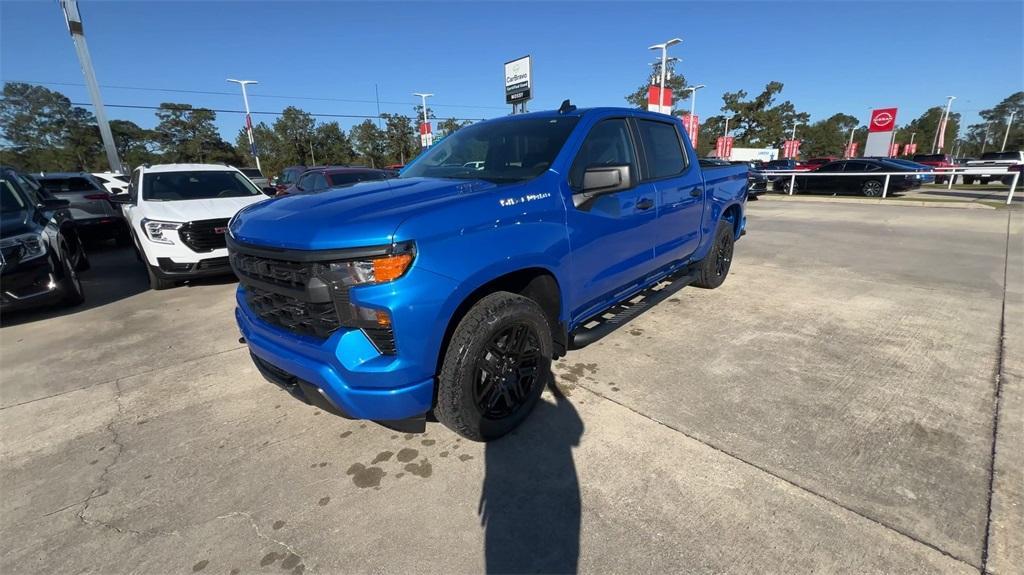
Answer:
[
  {"xmin": 262, "ymin": 187, "xmax": 277, "ymax": 196},
  {"xmin": 108, "ymin": 193, "xmax": 133, "ymax": 205},
  {"xmin": 39, "ymin": 198, "xmax": 70, "ymax": 210},
  {"xmin": 581, "ymin": 164, "xmax": 633, "ymax": 195}
]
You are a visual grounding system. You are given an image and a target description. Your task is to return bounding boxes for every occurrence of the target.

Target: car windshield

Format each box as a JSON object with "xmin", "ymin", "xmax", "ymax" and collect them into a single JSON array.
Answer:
[
  {"xmin": 143, "ymin": 170, "xmax": 262, "ymax": 201},
  {"xmin": 980, "ymin": 152, "xmax": 1020, "ymax": 161},
  {"xmin": 400, "ymin": 116, "xmax": 580, "ymax": 184},
  {"xmin": 1, "ymin": 176, "xmax": 28, "ymax": 213}
]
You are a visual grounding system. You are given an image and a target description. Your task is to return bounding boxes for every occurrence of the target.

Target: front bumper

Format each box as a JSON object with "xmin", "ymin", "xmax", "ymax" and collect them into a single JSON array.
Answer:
[
  {"xmin": 0, "ymin": 256, "xmax": 61, "ymax": 311},
  {"xmin": 154, "ymin": 256, "xmax": 233, "ymax": 279},
  {"xmin": 235, "ymin": 289, "xmax": 436, "ymax": 421}
]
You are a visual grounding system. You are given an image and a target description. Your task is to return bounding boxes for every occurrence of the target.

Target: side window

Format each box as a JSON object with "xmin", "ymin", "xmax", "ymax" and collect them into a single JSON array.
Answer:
[
  {"xmin": 569, "ymin": 118, "xmax": 637, "ymax": 191},
  {"xmin": 297, "ymin": 173, "xmax": 316, "ymax": 191},
  {"xmin": 818, "ymin": 162, "xmax": 845, "ymax": 172},
  {"xmin": 314, "ymin": 174, "xmax": 328, "ymax": 191},
  {"xmin": 128, "ymin": 170, "xmax": 140, "ymax": 202},
  {"xmin": 67, "ymin": 177, "xmax": 97, "ymax": 191},
  {"xmin": 635, "ymin": 119, "xmax": 688, "ymax": 180}
]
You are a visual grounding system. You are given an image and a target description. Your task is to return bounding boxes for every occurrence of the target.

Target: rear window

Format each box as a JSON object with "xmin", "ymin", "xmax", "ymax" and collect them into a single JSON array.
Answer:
[
  {"xmin": 142, "ymin": 170, "xmax": 262, "ymax": 201},
  {"xmin": 39, "ymin": 176, "xmax": 98, "ymax": 193},
  {"xmin": 635, "ymin": 119, "xmax": 688, "ymax": 179},
  {"xmin": 240, "ymin": 168, "xmax": 264, "ymax": 178},
  {"xmin": 913, "ymin": 154, "xmax": 949, "ymax": 163},
  {"xmin": 979, "ymin": 152, "xmax": 1021, "ymax": 161}
]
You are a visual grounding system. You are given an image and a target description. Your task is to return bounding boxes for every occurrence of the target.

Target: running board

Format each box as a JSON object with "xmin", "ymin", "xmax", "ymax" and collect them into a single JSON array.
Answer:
[{"xmin": 569, "ymin": 268, "xmax": 699, "ymax": 349}]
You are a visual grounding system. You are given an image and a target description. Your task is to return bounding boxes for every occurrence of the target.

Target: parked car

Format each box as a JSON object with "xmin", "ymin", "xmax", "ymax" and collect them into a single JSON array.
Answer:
[
  {"xmin": 35, "ymin": 172, "xmax": 130, "ymax": 246},
  {"xmin": 229, "ymin": 104, "xmax": 748, "ymax": 441},
  {"xmin": 729, "ymin": 160, "xmax": 766, "ymax": 197},
  {"xmin": 911, "ymin": 154, "xmax": 955, "ymax": 183},
  {"xmin": 762, "ymin": 159, "xmax": 798, "ymax": 171},
  {"xmin": 964, "ymin": 151, "xmax": 1024, "ymax": 185},
  {"xmin": 776, "ymin": 159, "xmax": 923, "ymax": 196},
  {"xmin": 283, "ymin": 167, "xmax": 391, "ymax": 196},
  {"xmin": 272, "ymin": 165, "xmax": 307, "ymax": 195},
  {"xmin": 110, "ymin": 164, "xmax": 269, "ymax": 290},
  {"xmin": 1, "ymin": 166, "xmax": 90, "ymax": 311},
  {"xmin": 239, "ymin": 168, "xmax": 269, "ymax": 189},
  {"xmin": 796, "ymin": 157, "xmax": 838, "ymax": 171},
  {"xmin": 91, "ymin": 172, "xmax": 130, "ymax": 194},
  {"xmin": 866, "ymin": 157, "xmax": 935, "ymax": 183}
]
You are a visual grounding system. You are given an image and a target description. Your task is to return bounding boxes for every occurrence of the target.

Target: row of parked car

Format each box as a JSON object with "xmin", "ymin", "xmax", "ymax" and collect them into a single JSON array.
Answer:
[{"xmin": 0, "ymin": 162, "xmax": 406, "ymax": 313}]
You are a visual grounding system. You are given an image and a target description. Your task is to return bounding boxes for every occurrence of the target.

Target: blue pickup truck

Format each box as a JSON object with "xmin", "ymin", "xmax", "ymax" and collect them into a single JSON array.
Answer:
[{"xmin": 228, "ymin": 103, "xmax": 748, "ymax": 441}]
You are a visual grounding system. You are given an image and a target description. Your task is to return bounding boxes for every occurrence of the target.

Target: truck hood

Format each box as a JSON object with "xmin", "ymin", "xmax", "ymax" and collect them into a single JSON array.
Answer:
[
  {"xmin": 229, "ymin": 177, "xmax": 497, "ymax": 250},
  {"xmin": 145, "ymin": 195, "xmax": 267, "ymax": 223}
]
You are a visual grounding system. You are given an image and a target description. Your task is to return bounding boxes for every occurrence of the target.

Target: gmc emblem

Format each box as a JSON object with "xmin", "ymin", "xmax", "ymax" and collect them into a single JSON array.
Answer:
[{"xmin": 214, "ymin": 227, "xmax": 228, "ymax": 234}]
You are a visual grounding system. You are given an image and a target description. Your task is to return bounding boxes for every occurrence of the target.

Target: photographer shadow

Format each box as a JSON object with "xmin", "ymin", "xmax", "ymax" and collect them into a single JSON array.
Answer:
[{"xmin": 479, "ymin": 384, "xmax": 584, "ymax": 574}]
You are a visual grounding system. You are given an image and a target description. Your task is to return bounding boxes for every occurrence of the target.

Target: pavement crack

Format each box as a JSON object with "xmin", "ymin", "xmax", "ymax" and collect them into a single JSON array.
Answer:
[
  {"xmin": 573, "ymin": 381, "xmax": 982, "ymax": 571},
  {"xmin": 980, "ymin": 210, "xmax": 1012, "ymax": 574},
  {"xmin": 216, "ymin": 511, "xmax": 309, "ymax": 568},
  {"xmin": 74, "ymin": 378, "xmax": 129, "ymax": 533}
]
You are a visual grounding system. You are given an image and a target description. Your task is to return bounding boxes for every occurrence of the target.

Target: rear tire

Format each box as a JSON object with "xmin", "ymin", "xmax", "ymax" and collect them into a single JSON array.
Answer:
[
  {"xmin": 73, "ymin": 236, "xmax": 90, "ymax": 272},
  {"xmin": 435, "ymin": 292, "xmax": 552, "ymax": 442},
  {"xmin": 778, "ymin": 179, "xmax": 798, "ymax": 194},
  {"xmin": 963, "ymin": 176, "xmax": 976, "ymax": 185},
  {"xmin": 694, "ymin": 221, "xmax": 735, "ymax": 289},
  {"xmin": 146, "ymin": 264, "xmax": 175, "ymax": 290},
  {"xmin": 861, "ymin": 179, "xmax": 883, "ymax": 197},
  {"xmin": 59, "ymin": 243, "xmax": 85, "ymax": 307}
]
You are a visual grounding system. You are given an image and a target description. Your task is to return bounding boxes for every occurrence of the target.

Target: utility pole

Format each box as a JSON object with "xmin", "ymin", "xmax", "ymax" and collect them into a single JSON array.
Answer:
[
  {"xmin": 59, "ymin": 0, "xmax": 121, "ymax": 173},
  {"xmin": 1001, "ymin": 111, "xmax": 1016, "ymax": 152},
  {"xmin": 648, "ymin": 38, "xmax": 682, "ymax": 114},
  {"xmin": 981, "ymin": 124, "xmax": 991, "ymax": 155},
  {"xmin": 227, "ymin": 79, "xmax": 260, "ymax": 171}
]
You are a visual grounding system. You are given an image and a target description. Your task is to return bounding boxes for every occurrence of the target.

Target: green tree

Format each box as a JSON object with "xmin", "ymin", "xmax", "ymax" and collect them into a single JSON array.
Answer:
[
  {"xmin": 272, "ymin": 106, "xmax": 317, "ymax": 165},
  {"xmin": 893, "ymin": 107, "xmax": 961, "ymax": 158},
  {"xmin": 719, "ymin": 81, "xmax": 809, "ymax": 148},
  {"xmin": 109, "ymin": 119, "xmax": 156, "ymax": 169},
  {"xmin": 797, "ymin": 113, "xmax": 860, "ymax": 158},
  {"xmin": 236, "ymin": 122, "xmax": 284, "ymax": 174},
  {"xmin": 153, "ymin": 103, "xmax": 222, "ymax": 162},
  {"xmin": 964, "ymin": 92, "xmax": 1023, "ymax": 156},
  {"xmin": 413, "ymin": 104, "xmax": 436, "ymax": 135},
  {"xmin": 625, "ymin": 61, "xmax": 688, "ymax": 111},
  {"xmin": 437, "ymin": 117, "xmax": 470, "ymax": 136},
  {"xmin": 349, "ymin": 119, "xmax": 387, "ymax": 168},
  {"xmin": 314, "ymin": 121, "xmax": 356, "ymax": 165},
  {"xmin": 0, "ymin": 82, "xmax": 104, "ymax": 170},
  {"xmin": 380, "ymin": 113, "xmax": 417, "ymax": 165}
]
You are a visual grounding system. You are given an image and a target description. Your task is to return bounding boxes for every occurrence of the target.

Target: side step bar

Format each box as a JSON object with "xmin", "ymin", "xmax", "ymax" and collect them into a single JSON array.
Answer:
[{"xmin": 569, "ymin": 267, "xmax": 700, "ymax": 349}]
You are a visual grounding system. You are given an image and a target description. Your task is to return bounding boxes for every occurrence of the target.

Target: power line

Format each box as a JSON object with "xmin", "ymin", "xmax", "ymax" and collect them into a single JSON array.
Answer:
[
  {"xmin": 67, "ymin": 101, "xmax": 488, "ymax": 123},
  {"xmin": 10, "ymin": 79, "xmax": 508, "ymax": 110}
]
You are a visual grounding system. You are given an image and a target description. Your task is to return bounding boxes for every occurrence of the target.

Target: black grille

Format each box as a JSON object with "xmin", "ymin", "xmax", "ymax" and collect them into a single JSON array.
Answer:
[
  {"xmin": 245, "ymin": 284, "xmax": 341, "ymax": 339},
  {"xmin": 364, "ymin": 327, "xmax": 396, "ymax": 355},
  {"xmin": 197, "ymin": 256, "xmax": 231, "ymax": 270},
  {"xmin": 179, "ymin": 219, "xmax": 230, "ymax": 252},
  {"xmin": 232, "ymin": 252, "xmax": 318, "ymax": 289}
]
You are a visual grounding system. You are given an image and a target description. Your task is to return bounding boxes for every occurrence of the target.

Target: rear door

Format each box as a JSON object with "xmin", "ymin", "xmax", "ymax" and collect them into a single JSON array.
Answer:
[
  {"xmin": 808, "ymin": 161, "xmax": 845, "ymax": 193},
  {"xmin": 633, "ymin": 117, "xmax": 704, "ymax": 266},
  {"xmin": 564, "ymin": 117, "xmax": 658, "ymax": 320}
]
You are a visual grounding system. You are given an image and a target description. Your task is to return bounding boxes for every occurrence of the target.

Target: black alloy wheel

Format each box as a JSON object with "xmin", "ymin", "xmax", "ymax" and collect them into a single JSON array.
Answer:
[{"xmin": 473, "ymin": 323, "xmax": 542, "ymax": 419}]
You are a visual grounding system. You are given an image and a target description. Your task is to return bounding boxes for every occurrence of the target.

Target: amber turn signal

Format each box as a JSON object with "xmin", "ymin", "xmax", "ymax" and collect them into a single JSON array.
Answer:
[{"xmin": 372, "ymin": 253, "xmax": 413, "ymax": 282}]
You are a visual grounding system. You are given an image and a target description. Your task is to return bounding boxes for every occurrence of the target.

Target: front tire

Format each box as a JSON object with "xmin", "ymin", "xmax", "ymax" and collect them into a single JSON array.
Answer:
[
  {"xmin": 694, "ymin": 221, "xmax": 735, "ymax": 289},
  {"xmin": 59, "ymin": 243, "xmax": 85, "ymax": 307},
  {"xmin": 435, "ymin": 292, "xmax": 553, "ymax": 442},
  {"xmin": 146, "ymin": 264, "xmax": 175, "ymax": 290},
  {"xmin": 861, "ymin": 179, "xmax": 883, "ymax": 197}
]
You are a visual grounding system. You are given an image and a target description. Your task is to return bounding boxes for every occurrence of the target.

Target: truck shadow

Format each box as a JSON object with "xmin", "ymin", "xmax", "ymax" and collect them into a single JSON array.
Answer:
[{"xmin": 479, "ymin": 383, "xmax": 583, "ymax": 574}]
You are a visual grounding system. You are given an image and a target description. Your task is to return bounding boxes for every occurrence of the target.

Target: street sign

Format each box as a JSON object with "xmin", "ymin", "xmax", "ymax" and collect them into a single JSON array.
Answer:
[{"xmin": 504, "ymin": 55, "xmax": 532, "ymax": 105}]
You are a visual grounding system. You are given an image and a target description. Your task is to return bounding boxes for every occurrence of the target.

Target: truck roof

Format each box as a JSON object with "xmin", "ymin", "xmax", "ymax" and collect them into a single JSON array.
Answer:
[
  {"xmin": 142, "ymin": 163, "xmax": 242, "ymax": 173},
  {"xmin": 489, "ymin": 106, "xmax": 682, "ymax": 123}
]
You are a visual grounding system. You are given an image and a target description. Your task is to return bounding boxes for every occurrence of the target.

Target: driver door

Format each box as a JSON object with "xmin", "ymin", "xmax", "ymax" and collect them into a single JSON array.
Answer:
[{"xmin": 564, "ymin": 117, "xmax": 658, "ymax": 322}]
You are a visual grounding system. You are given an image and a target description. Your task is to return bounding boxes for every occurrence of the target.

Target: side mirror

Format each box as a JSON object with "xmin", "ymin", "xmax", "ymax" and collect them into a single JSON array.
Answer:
[
  {"xmin": 108, "ymin": 194, "xmax": 133, "ymax": 205},
  {"xmin": 39, "ymin": 198, "xmax": 70, "ymax": 210},
  {"xmin": 262, "ymin": 187, "xmax": 277, "ymax": 196},
  {"xmin": 581, "ymin": 164, "xmax": 633, "ymax": 195}
]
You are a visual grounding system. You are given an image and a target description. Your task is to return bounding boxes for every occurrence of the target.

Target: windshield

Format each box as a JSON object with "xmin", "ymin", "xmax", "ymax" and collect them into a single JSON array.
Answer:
[
  {"xmin": 240, "ymin": 168, "xmax": 263, "ymax": 178},
  {"xmin": 142, "ymin": 170, "xmax": 262, "ymax": 201},
  {"xmin": 980, "ymin": 152, "xmax": 1021, "ymax": 161},
  {"xmin": 280, "ymin": 168, "xmax": 303, "ymax": 184},
  {"xmin": 1, "ymin": 176, "xmax": 28, "ymax": 213},
  {"xmin": 400, "ymin": 116, "xmax": 579, "ymax": 184}
]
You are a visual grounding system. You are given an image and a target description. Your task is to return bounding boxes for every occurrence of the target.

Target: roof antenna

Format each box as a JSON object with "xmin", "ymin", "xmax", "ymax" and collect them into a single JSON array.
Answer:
[{"xmin": 558, "ymin": 99, "xmax": 576, "ymax": 114}]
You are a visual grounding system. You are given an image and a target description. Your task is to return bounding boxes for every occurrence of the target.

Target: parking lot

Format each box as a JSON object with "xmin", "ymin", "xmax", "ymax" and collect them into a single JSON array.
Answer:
[{"xmin": 1, "ymin": 200, "xmax": 1020, "ymax": 574}]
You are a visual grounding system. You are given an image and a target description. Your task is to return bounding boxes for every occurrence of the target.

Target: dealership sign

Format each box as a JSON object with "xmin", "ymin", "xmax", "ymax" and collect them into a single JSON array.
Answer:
[
  {"xmin": 889, "ymin": 142, "xmax": 900, "ymax": 157},
  {"xmin": 715, "ymin": 136, "xmax": 734, "ymax": 158},
  {"xmin": 647, "ymin": 86, "xmax": 673, "ymax": 115},
  {"xmin": 903, "ymin": 143, "xmax": 917, "ymax": 155},
  {"xmin": 844, "ymin": 141, "xmax": 859, "ymax": 158},
  {"xmin": 869, "ymin": 108, "xmax": 898, "ymax": 132},
  {"xmin": 504, "ymin": 56, "xmax": 532, "ymax": 104},
  {"xmin": 782, "ymin": 139, "xmax": 801, "ymax": 159},
  {"xmin": 865, "ymin": 107, "xmax": 898, "ymax": 157},
  {"xmin": 680, "ymin": 113, "xmax": 699, "ymax": 149}
]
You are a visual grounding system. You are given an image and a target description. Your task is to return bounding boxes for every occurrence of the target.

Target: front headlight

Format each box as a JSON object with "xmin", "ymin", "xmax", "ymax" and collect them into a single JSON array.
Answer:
[
  {"xmin": 0, "ymin": 232, "xmax": 47, "ymax": 262},
  {"xmin": 323, "ymin": 243, "xmax": 415, "ymax": 286},
  {"xmin": 141, "ymin": 219, "xmax": 182, "ymax": 245}
]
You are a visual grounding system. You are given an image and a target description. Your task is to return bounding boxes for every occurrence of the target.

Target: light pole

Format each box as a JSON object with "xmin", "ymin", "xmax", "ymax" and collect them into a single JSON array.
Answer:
[
  {"xmin": 227, "ymin": 79, "xmax": 260, "ymax": 171},
  {"xmin": 648, "ymin": 37, "xmax": 682, "ymax": 113},
  {"xmin": 413, "ymin": 93, "xmax": 433, "ymax": 148},
  {"xmin": 932, "ymin": 95, "xmax": 956, "ymax": 154},
  {"xmin": 724, "ymin": 115, "xmax": 733, "ymax": 139},
  {"xmin": 981, "ymin": 124, "xmax": 991, "ymax": 155},
  {"xmin": 685, "ymin": 84, "xmax": 705, "ymax": 118},
  {"xmin": 847, "ymin": 127, "xmax": 856, "ymax": 157},
  {"xmin": 1001, "ymin": 111, "xmax": 1016, "ymax": 152}
]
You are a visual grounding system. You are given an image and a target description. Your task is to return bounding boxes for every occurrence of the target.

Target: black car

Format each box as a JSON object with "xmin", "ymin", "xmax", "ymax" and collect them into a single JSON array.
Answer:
[
  {"xmin": 1, "ymin": 167, "xmax": 90, "ymax": 312},
  {"xmin": 35, "ymin": 172, "xmax": 130, "ymax": 246},
  {"xmin": 762, "ymin": 159, "xmax": 799, "ymax": 171},
  {"xmin": 731, "ymin": 160, "xmax": 769, "ymax": 197},
  {"xmin": 775, "ymin": 159, "xmax": 923, "ymax": 197}
]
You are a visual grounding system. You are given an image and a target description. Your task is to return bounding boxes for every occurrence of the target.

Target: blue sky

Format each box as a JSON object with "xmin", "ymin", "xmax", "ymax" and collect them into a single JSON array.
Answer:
[{"xmin": 2, "ymin": 1, "xmax": 1022, "ymax": 141}]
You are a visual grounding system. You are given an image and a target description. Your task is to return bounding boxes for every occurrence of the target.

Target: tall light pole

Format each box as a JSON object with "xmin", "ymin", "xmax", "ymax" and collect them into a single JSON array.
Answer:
[
  {"xmin": 413, "ymin": 93, "xmax": 433, "ymax": 148},
  {"xmin": 648, "ymin": 37, "xmax": 682, "ymax": 113},
  {"xmin": 227, "ymin": 79, "xmax": 260, "ymax": 171},
  {"xmin": 59, "ymin": 1, "xmax": 121, "ymax": 173},
  {"xmin": 846, "ymin": 127, "xmax": 856, "ymax": 157},
  {"xmin": 932, "ymin": 95, "xmax": 956, "ymax": 154},
  {"xmin": 1001, "ymin": 111, "xmax": 1016, "ymax": 152},
  {"xmin": 723, "ymin": 115, "xmax": 732, "ymax": 138},
  {"xmin": 685, "ymin": 84, "xmax": 705, "ymax": 118},
  {"xmin": 981, "ymin": 124, "xmax": 991, "ymax": 155}
]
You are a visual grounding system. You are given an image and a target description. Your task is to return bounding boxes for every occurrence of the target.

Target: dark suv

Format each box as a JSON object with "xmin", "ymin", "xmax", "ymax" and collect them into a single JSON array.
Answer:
[
  {"xmin": 1, "ymin": 167, "xmax": 90, "ymax": 312},
  {"xmin": 35, "ymin": 172, "xmax": 129, "ymax": 245}
]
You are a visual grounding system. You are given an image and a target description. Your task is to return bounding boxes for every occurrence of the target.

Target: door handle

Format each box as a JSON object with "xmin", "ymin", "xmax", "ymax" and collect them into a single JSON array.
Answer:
[
  {"xmin": 636, "ymin": 198, "xmax": 654, "ymax": 210},
  {"xmin": 689, "ymin": 188, "xmax": 702, "ymax": 197}
]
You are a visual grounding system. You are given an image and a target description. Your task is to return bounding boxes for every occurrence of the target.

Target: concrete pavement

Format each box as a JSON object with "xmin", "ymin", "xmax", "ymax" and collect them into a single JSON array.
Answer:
[{"xmin": 1, "ymin": 201, "xmax": 1019, "ymax": 574}]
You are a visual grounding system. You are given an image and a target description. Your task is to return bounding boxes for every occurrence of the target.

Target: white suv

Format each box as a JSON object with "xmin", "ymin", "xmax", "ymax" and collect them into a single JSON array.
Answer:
[{"xmin": 113, "ymin": 164, "xmax": 269, "ymax": 290}]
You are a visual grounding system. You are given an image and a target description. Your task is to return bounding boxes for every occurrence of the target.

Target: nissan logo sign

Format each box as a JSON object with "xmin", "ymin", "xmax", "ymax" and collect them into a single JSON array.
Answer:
[{"xmin": 873, "ymin": 112, "xmax": 893, "ymax": 127}]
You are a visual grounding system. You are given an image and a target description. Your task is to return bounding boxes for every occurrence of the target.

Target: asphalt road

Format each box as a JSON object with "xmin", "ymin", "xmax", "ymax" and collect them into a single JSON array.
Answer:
[{"xmin": 1, "ymin": 200, "xmax": 1020, "ymax": 574}]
